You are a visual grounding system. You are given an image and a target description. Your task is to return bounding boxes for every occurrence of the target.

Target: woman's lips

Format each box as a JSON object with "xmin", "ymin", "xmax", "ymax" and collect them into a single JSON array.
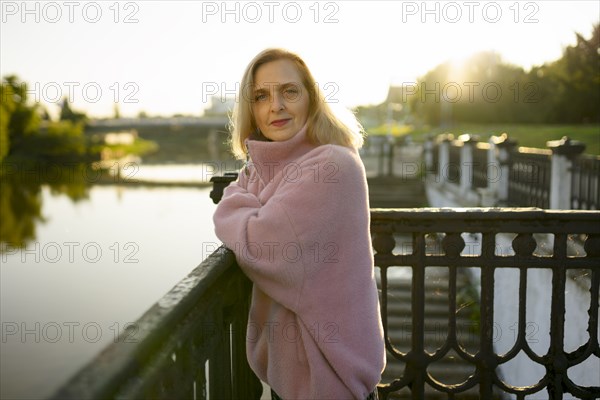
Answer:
[{"xmin": 271, "ymin": 119, "xmax": 290, "ymax": 127}]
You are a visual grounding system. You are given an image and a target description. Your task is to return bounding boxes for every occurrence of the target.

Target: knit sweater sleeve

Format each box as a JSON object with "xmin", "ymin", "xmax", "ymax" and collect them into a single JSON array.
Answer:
[
  {"xmin": 212, "ymin": 166, "xmax": 310, "ymax": 312},
  {"xmin": 212, "ymin": 145, "xmax": 356, "ymax": 312}
]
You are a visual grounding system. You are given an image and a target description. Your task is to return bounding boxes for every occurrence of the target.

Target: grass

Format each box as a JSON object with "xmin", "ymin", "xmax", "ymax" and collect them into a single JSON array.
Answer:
[
  {"xmin": 367, "ymin": 123, "xmax": 600, "ymax": 155},
  {"xmin": 89, "ymin": 137, "xmax": 159, "ymax": 158},
  {"xmin": 367, "ymin": 123, "xmax": 416, "ymax": 137}
]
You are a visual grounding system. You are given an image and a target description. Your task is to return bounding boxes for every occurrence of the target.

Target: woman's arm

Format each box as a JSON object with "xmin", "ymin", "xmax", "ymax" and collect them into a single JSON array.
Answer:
[
  {"xmin": 213, "ymin": 145, "xmax": 356, "ymax": 312},
  {"xmin": 213, "ymin": 169, "xmax": 307, "ymax": 312}
]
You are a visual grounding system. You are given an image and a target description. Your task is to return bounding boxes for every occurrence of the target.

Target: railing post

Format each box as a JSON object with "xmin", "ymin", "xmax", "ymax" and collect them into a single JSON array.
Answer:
[
  {"xmin": 387, "ymin": 136, "xmax": 395, "ymax": 177},
  {"xmin": 423, "ymin": 134, "xmax": 434, "ymax": 174},
  {"xmin": 210, "ymin": 172, "xmax": 239, "ymax": 204},
  {"xmin": 477, "ymin": 135, "xmax": 501, "ymax": 206},
  {"xmin": 437, "ymin": 134, "xmax": 453, "ymax": 184},
  {"xmin": 547, "ymin": 136, "xmax": 586, "ymax": 209},
  {"xmin": 378, "ymin": 137, "xmax": 385, "ymax": 176},
  {"xmin": 458, "ymin": 134, "xmax": 478, "ymax": 193},
  {"xmin": 494, "ymin": 134, "xmax": 517, "ymax": 205}
]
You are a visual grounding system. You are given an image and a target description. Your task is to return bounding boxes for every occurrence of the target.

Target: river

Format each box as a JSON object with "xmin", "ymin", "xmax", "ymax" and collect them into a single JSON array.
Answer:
[{"xmin": 1, "ymin": 165, "xmax": 221, "ymax": 400}]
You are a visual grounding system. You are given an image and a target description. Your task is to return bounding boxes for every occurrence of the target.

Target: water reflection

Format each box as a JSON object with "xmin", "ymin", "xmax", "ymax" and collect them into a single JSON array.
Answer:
[
  {"xmin": 132, "ymin": 162, "xmax": 244, "ymax": 183},
  {"xmin": 1, "ymin": 162, "xmax": 220, "ymax": 400},
  {"xmin": 0, "ymin": 163, "xmax": 91, "ymax": 250}
]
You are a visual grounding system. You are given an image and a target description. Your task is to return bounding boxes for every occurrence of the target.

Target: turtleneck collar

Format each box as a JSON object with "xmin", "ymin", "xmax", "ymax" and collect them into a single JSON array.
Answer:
[{"xmin": 245, "ymin": 122, "xmax": 317, "ymax": 183}]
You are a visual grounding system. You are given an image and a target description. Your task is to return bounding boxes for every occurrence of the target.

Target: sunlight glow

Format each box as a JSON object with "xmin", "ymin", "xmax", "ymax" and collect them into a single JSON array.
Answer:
[
  {"xmin": 1, "ymin": 1, "xmax": 598, "ymax": 118},
  {"xmin": 448, "ymin": 55, "xmax": 470, "ymax": 83}
]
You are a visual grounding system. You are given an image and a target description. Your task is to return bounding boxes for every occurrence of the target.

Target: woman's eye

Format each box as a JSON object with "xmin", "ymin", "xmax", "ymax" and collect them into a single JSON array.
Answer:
[
  {"xmin": 283, "ymin": 87, "xmax": 300, "ymax": 100},
  {"xmin": 254, "ymin": 93, "xmax": 268, "ymax": 102}
]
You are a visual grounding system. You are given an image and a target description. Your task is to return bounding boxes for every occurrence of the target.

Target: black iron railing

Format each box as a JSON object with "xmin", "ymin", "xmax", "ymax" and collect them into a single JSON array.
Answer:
[
  {"xmin": 50, "ymin": 208, "xmax": 599, "ymax": 399},
  {"xmin": 49, "ymin": 247, "xmax": 262, "ymax": 400},
  {"xmin": 572, "ymin": 154, "xmax": 600, "ymax": 210},
  {"xmin": 425, "ymin": 134, "xmax": 599, "ymax": 210},
  {"xmin": 371, "ymin": 208, "xmax": 599, "ymax": 399},
  {"xmin": 507, "ymin": 148, "xmax": 552, "ymax": 208}
]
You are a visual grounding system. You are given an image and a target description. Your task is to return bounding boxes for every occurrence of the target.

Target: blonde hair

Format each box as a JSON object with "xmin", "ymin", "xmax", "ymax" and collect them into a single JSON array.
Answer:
[{"xmin": 229, "ymin": 48, "xmax": 364, "ymax": 160}]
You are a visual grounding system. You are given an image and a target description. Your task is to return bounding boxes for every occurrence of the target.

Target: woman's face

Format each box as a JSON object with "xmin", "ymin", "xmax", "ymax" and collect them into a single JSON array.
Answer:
[{"xmin": 251, "ymin": 59, "xmax": 310, "ymax": 142}]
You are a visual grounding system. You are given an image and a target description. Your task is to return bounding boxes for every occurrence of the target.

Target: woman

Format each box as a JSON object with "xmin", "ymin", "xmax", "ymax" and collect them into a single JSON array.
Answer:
[{"xmin": 213, "ymin": 48, "xmax": 385, "ymax": 399}]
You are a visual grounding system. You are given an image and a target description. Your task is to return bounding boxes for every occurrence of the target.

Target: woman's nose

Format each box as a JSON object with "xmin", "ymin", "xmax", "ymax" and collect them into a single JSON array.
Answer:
[{"xmin": 270, "ymin": 92, "xmax": 285, "ymax": 111}]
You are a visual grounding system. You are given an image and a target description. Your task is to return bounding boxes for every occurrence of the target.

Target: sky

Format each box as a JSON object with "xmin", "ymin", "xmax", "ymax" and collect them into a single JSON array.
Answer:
[{"xmin": 1, "ymin": 0, "xmax": 599, "ymax": 119}]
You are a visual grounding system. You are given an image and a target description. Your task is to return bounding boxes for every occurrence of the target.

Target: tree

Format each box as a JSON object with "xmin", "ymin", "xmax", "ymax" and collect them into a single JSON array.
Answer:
[
  {"xmin": 1, "ymin": 76, "xmax": 91, "ymax": 162},
  {"xmin": 408, "ymin": 23, "xmax": 600, "ymax": 125},
  {"xmin": 541, "ymin": 24, "xmax": 600, "ymax": 123},
  {"xmin": 1, "ymin": 75, "xmax": 41, "ymax": 155},
  {"xmin": 59, "ymin": 98, "xmax": 87, "ymax": 124},
  {"xmin": 409, "ymin": 52, "xmax": 531, "ymax": 125},
  {"xmin": 0, "ymin": 83, "xmax": 14, "ymax": 161}
]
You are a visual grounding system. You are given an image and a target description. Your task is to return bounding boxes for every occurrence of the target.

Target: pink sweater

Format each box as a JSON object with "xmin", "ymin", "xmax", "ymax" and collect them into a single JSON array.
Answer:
[{"xmin": 213, "ymin": 124, "xmax": 386, "ymax": 399}]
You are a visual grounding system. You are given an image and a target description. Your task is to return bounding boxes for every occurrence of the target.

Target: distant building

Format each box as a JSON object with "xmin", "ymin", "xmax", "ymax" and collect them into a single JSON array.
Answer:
[
  {"xmin": 356, "ymin": 85, "xmax": 413, "ymax": 128},
  {"xmin": 204, "ymin": 96, "xmax": 235, "ymax": 116}
]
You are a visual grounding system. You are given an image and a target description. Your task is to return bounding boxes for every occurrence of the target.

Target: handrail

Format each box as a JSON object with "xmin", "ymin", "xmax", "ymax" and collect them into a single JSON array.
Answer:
[
  {"xmin": 49, "ymin": 246, "xmax": 262, "ymax": 399},
  {"xmin": 371, "ymin": 207, "xmax": 600, "ymax": 399}
]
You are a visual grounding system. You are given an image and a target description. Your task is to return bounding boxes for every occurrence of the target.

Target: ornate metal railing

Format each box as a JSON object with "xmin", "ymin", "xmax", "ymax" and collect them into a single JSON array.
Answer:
[
  {"xmin": 371, "ymin": 208, "xmax": 599, "ymax": 399},
  {"xmin": 572, "ymin": 154, "xmax": 600, "ymax": 210},
  {"xmin": 49, "ymin": 247, "xmax": 262, "ymax": 400},
  {"xmin": 50, "ymin": 207, "xmax": 599, "ymax": 399},
  {"xmin": 507, "ymin": 148, "xmax": 551, "ymax": 208}
]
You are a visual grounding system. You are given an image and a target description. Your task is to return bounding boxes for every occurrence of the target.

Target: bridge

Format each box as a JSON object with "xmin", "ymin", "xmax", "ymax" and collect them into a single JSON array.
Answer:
[
  {"xmin": 86, "ymin": 116, "xmax": 231, "ymax": 164},
  {"xmin": 86, "ymin": 116, "xmax": 229, "ymax": 131}
]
